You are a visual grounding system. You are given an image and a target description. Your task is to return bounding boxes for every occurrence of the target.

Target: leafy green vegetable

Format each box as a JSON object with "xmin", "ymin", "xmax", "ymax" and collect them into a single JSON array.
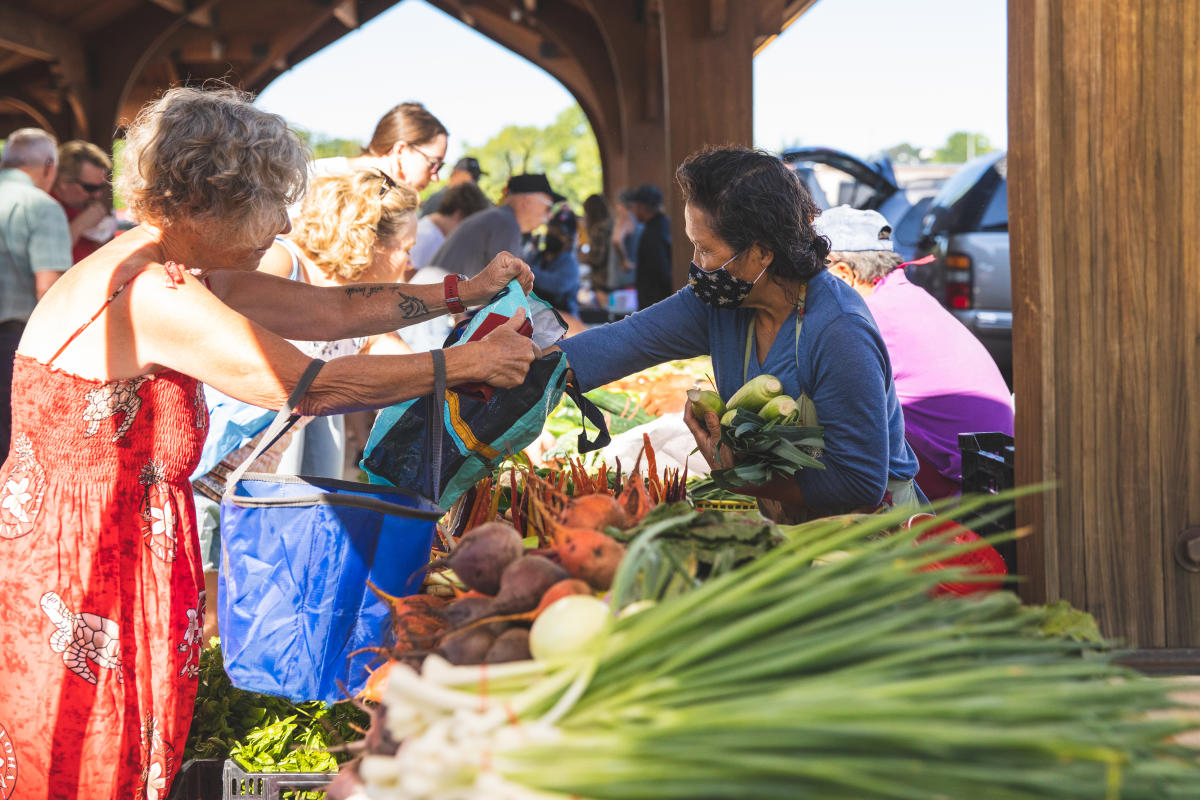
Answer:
[
  {"xmin": 185, "ymin": 640, "xmax": 366, "ymax": 772},
  {"xmin": 686, "ymin": 476, "xmax": 755, "ymax": 503},
  {"xmin": 609, "ymin": 502, "xmax": 782, "ymax": 608},
  {"xmin": 1028, "ymin": 599, "xmax": 1105, "ymax": 643},
  {"xmin": 710, "ymin": 408, "xmax": 825, "ymax": 490}
]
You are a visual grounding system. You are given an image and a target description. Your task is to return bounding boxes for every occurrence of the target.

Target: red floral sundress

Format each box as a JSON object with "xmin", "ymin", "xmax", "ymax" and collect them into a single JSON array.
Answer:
[{"xmin": 0, "ymin": 278, "xmax": 207, "ymax": 798}]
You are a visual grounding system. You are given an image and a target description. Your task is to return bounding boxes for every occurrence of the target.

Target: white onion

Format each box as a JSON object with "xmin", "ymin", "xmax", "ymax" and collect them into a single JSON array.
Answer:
[{"xmin": 529, "ymin": 594, "xmax": 611, "ymax": 661}]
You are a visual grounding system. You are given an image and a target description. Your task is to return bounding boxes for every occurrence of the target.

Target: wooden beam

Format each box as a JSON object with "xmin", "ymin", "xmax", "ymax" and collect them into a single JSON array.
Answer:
[
  {"xmin": 0, "ymin": 95, "xmax": 54, "ymax": 134},
  {"xmin": 187, "ymin": 7, "xmax": 216, "ymax": 27},
  {"xmin": 709, "ymin": 0, "xmax": 728, "ymax": 35},
  {"xmin": 1009, "ymin": 0, "xmax": 1200, "ymax": 648},
  {"xmin": 754, "ymin": 0, "xmax": 817, "ymax": 55},
  {"xmin": 332, "ymin": 0, "xmax": 358, "ymax": 29},
  {"xmin": 145, "ymin": 0, "xmax": 187, "ymax": 14},
  {"xmin": 240, "ymin": 11, "xmax": 346, "ymax": 88},
  {"xmin": 0, "ymin": 6, "xmax": 87, "ymax": 92},
  {"xmin": 244, "ymin": 0, "xmax": 399, "ymax": 93},
  {"xmin": 660, "ymin": 0, "xmax": 762, "ymax": 289},
  {"xmin": 84, "ymin": 0, "xmax": 226, "ymax": 147}
]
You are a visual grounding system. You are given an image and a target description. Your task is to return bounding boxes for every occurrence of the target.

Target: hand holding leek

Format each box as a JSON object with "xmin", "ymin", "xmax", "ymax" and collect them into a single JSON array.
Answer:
[{"xmin": 684, "ymin": 375, "xmax": 825, "ymax": 492}]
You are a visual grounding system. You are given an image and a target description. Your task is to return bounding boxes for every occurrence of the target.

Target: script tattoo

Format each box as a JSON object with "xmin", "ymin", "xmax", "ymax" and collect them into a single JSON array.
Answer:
[{"xmin": 345, "ymin": 286, "xmax": 385, "ymax": 299}]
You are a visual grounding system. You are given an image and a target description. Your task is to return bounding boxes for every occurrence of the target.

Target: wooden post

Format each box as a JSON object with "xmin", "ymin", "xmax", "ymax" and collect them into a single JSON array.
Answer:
[
  {"xmin": 660, "ymin": 1, "xmax": 762, "ymax": 289},
  {"xmin": 1009, "ymin": 0, "xmax": 1200, "ymax": 648}
]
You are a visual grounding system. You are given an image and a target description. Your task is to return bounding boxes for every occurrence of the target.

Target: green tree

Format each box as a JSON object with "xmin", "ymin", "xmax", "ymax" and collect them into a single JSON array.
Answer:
[
  {"xmin": 293, "ymin": 126, "xmax": 362, "ymax": 159},
  {"xmin": 884, "ymin": 142, "xmax": 922, "ymax": 164},
  {"xmin": 456, "ymin": 104, "xmax": 601, "ymax": 210},
  {"xmin": 932, "ymin": 131, "xmax": 996, "ymax": 164}
]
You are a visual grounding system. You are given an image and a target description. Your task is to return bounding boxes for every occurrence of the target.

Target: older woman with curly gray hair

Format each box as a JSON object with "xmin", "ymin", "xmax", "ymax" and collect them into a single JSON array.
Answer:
[{"xmin": 0, "ymin": 86, "xmax": 535, "ymax": 798}]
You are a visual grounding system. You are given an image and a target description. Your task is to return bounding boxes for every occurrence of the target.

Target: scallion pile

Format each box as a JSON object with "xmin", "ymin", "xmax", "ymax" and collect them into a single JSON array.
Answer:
[{"xmin": 356, "ymin": 502, "xmax": 1200, "ymax": 800}]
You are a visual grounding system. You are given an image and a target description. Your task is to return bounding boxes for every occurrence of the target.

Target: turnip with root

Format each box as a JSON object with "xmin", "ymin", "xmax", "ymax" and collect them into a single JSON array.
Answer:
[{"xmin": 425, "ymin": 521, "xmax": 523, "ymax": 596}]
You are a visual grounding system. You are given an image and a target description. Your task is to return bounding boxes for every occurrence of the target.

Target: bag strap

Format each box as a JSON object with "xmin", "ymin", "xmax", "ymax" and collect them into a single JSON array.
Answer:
[
  {"xmin": 223, "ymin": 358, "xmax": 326, "ymax": 499},
  {"xmin": 428, "ymin": 348, "xmax": 447, "ymax": 507},
  {"xmin": 566, "ymin": 381, "xmax": 611, "ymax": 454}
]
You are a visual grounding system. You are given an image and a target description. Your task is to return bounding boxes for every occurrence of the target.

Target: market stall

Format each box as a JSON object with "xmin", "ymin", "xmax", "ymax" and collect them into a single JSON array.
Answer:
[{"xmin": 180, "ymin": 363, "xmax": 1200, "ymax": 800}]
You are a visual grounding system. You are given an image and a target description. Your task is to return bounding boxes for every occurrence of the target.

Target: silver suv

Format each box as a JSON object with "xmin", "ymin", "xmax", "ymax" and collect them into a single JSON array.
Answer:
[{"xmin": 906, "ymin": 151, "xmax": 1011, "ymax": 385}]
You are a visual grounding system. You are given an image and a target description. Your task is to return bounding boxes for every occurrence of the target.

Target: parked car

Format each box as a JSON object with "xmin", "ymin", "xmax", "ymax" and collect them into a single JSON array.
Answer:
[
  {"xmin": 781, "ymin": 147, "xmax": 943, "ymax": 261},
  {"xmin": 907, "ymin": 151, "xmax": 1011, "ymax": 385}
]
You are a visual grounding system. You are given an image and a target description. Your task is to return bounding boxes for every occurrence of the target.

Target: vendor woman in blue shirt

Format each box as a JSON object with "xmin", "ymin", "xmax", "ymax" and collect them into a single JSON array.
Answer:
[{"xmin": 555, "ymin": 146, "xmax": 923, "ymax": 523}]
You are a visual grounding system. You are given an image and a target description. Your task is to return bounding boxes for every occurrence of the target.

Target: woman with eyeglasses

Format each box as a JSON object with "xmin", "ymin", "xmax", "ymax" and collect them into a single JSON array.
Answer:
[
  {"xmin": 553, "ymin": 145, "xmax": 923, "ymax": 524},
  {"xmin": 0, "ymin": 86, "xmax": 536, "ymax": 798},
  {"xmin": 306, "ymin": 101, "xmax": 448, "ymax": 192}
]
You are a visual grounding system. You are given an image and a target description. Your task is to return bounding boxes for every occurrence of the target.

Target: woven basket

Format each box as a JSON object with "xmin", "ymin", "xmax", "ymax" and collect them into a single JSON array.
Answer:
[{"xmin": 692, "ymin": 497, "xmax": 760, "ymax": 513}]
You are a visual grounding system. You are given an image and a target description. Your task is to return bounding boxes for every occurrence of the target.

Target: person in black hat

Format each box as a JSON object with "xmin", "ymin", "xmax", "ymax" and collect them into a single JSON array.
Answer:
[
  {"xmin": 419, "ymin": 156, "xmax": 486, "ymax": 217},
  {"xmin": 530, "ymin": 204, "xmax": 581, "ymax": 316},
  {"xmin": 630, "ymin": 183, "xmax": 673, "ymax": 309},
  {"xmin": 428, "ymin": 172, "xmax": 563, "ymax": 278}
]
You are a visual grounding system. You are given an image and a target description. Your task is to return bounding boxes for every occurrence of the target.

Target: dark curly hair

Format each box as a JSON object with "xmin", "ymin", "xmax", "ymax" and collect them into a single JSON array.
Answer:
[{"xmin": 675, "ymin": 145, "xmax": 829, "ymax": 283}]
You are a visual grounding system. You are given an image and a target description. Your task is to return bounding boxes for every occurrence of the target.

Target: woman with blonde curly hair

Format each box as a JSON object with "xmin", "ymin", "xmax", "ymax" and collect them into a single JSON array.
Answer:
[
  {"xmin": 0, "ymin": 86, "xmax": 535, "ymax": 798},
  {"xmin": 191, "ymin": 171, "xmax": 427, "ymax": 588}
]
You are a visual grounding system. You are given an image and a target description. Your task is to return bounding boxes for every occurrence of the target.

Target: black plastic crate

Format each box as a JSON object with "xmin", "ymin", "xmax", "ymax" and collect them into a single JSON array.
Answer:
[
  {"xmin": 222, "ymin": 760, "xmax": 333, "ymax": 800},
  {"xmin": 959, "ymin": 432, "xmax": 1017, "ymax": 572},
  {"xmin": 169, "ymin": 759, "xmax": 224, "ymax": 800}
]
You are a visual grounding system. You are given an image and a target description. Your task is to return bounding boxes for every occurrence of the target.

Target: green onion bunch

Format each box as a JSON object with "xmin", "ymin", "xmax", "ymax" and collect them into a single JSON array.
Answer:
[{"xmin": 359, "ymin": 500, "xmax": 1200, "ymax": 800}]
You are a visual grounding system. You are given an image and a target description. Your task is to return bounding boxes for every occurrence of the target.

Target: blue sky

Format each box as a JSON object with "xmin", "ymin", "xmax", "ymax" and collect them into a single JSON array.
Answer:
[{"xmin": 256, "ymin": 0, "xmax": 1007, "ymax": 161}]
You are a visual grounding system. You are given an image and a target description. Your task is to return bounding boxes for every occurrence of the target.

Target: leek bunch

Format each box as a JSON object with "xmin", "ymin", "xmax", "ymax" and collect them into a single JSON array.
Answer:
[{"xmin": 359, "ymin": 501, "xmax": 1200, "ymax": 800}]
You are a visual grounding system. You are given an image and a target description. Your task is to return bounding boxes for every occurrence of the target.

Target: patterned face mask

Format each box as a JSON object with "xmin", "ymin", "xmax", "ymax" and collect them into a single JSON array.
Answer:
[{"xmin": 687, "ymin": 251, "xmax": 767, "ymax": 308}]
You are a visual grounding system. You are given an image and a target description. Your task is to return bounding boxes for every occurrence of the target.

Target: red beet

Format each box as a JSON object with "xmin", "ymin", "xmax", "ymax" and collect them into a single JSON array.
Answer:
[
  {"xmin": 485, "ymin": 628, "xmax": 532, "ymax": 663},
  {"xmin": 438, "ymin": 627, "xmax": 496, "ymax": 665},
  {"xmin": 491, "ymin": 555, "xmax": 569, "ymax": 616},
  {"xmin": 429, "ymin": 521, "xmax": 523, "ymax": 595}
]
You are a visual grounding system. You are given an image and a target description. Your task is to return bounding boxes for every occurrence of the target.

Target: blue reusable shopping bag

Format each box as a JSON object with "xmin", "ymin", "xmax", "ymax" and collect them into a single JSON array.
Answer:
[
  {"xmin": 362, "ymin": 282, "xmax": 610, "ymax": 508},
  {"xmin": 218, "ymin": 359, "xmax": 441, "ymax": 704}
]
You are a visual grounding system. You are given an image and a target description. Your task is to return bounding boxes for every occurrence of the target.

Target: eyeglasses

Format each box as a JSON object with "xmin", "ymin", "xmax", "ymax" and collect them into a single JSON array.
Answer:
[
  {"xmin": 374, "ymin": 169, "xmax": 400, "ymax": 199},
  {"xmin": 77, "ymin": 181, "xmax": 107, "ymax": 194},
  {"xmin": 405, "ymin": 143, "xmax": 444, "ymax": 175}
]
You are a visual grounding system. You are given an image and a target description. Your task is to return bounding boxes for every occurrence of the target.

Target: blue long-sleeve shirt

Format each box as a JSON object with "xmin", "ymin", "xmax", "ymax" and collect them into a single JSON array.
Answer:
[{"xmin": 557, "ymin": 269, "xmax": 918, "ymax": 515}]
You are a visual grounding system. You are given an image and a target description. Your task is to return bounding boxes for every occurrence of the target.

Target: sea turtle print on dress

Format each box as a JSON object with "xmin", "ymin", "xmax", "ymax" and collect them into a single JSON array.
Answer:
[
  {"xmin": 82, "ymin": 376, "xmax": 151, "ymax": 441},
  {"xmin": 139, "ymin": 460, "xmax": 178, "ymax": 562},
  {"xmin": 0, "ymin": 433, "xmax": 46, "ymax": 539},
  {"xmin": 40, "ymin": 591, "xmax": 122, "ymax": 685}
]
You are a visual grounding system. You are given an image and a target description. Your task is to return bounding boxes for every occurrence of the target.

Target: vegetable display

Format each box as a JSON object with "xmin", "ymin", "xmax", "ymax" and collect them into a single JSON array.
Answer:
[
  {"xmin": 338, "ymin": 504, "xmax": 1200, "ymax": 800},
  {"xmin": 186, "ymin": 640, "xmax": 365, "ymax": 772}
]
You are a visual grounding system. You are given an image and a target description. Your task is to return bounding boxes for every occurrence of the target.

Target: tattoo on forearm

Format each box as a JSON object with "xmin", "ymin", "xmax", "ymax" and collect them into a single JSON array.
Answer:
[
  {"xmin": 344, "ymin": 285, "xmax": 431, "ymax": 319},
  {"xmin": 345, "ymin": 286, "xmax": 385, "ymax": 298},
  {"xmin": 394, "ymin": 290, "xmax": 430, "ymax": 319}
]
